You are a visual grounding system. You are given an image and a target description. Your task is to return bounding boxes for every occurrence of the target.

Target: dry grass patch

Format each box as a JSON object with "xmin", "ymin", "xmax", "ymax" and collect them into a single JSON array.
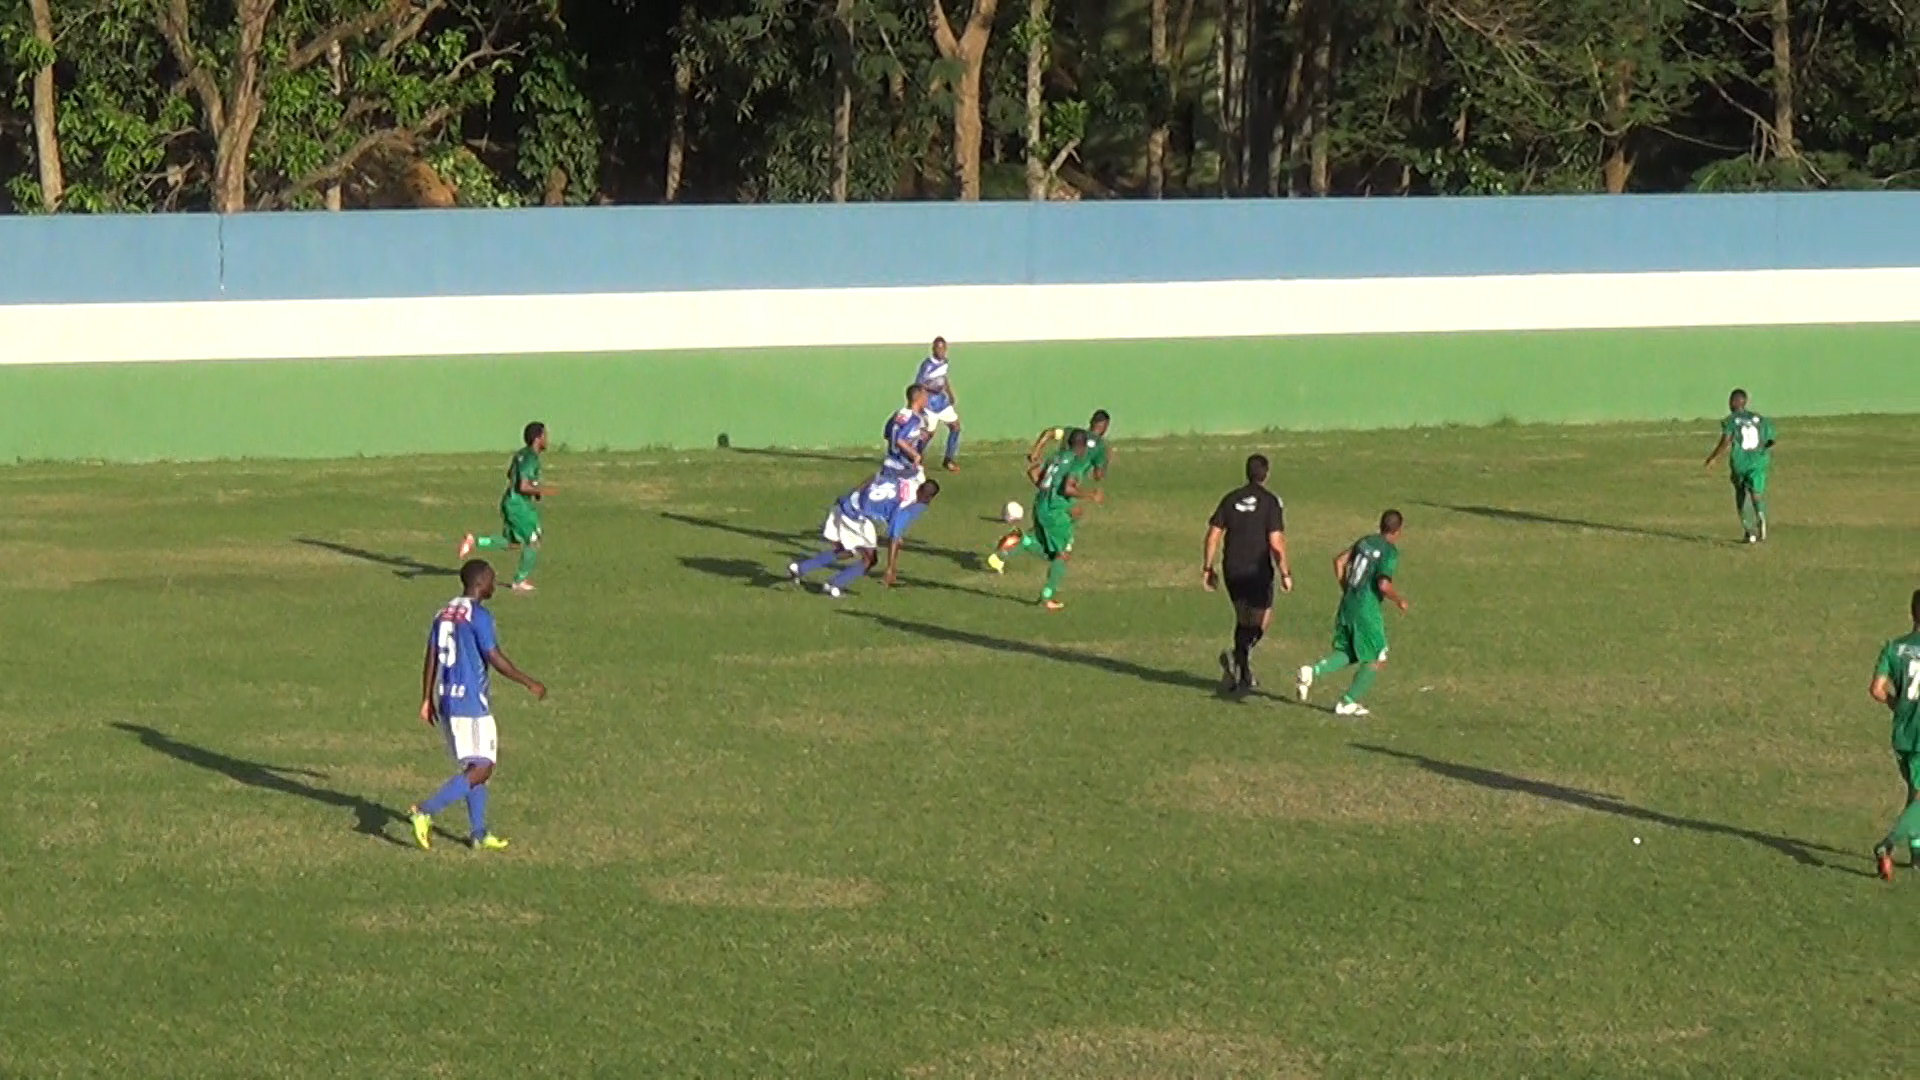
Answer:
[
  {"xmin": 529, "ymin": 820, "xmax": 702, "ymax": 868},
  {"xmin": 349, "ymin": 902, "xmax": 543, "ymax": 934},
  {"xmin": 1153, "ymin": 759, "xmax": 1585, "ymax": 827},
  {"xmin": 0, "ymin": 542, "xmax": 344, "ymax": 589},
  {"xmin": 909, "ymin": 1027, "xmax": 1317, "ymax": 1080},
  {"xmin": 645, "ymin": 872, "xmax": 883, "ymax": 910}
]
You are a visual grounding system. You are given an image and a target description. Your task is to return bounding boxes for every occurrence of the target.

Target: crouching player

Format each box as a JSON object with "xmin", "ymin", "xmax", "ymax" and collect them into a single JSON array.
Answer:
[{"xmin": 788, "ymin": 475, "xmax": 941, "ymax": 596}]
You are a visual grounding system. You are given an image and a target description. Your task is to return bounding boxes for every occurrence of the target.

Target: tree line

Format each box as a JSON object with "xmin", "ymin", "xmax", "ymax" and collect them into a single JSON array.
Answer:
[{"xmin": 2, "ymin": 0, "xmax": 1918, "ymax": 212}]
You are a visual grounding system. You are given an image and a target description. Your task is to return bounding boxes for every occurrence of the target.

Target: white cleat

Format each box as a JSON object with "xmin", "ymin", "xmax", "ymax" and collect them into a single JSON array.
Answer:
[
  {"xmin": 1296, "ymin": 665, "xmax": 1314, "ymax": 701},
  {"xmin": 1334, "ymin": 701, "xmax": 1370, "ymax": 717},
  {"xmin": 787, "ymin": 561, "xmax": 801, "ymax": 582},
  {"xmin": 825, "ymin": 585, "xmax": 843, "ymax": 599}
]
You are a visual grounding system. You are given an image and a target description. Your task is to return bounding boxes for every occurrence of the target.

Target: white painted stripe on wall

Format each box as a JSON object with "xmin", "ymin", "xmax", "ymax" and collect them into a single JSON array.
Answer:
[{"xmin": 2, "ymin": 267, "xmax": 1919, "ymax": 366}]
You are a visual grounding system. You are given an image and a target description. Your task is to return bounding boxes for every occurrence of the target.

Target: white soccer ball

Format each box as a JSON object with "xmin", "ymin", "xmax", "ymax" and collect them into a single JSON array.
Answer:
[{"xmin": 1003, "ymin": 501, "xmax": 1024, "ymax": 524}]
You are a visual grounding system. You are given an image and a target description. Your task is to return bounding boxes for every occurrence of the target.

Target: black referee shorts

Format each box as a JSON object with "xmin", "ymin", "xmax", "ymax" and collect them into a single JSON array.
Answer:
[{"xmin": 1224, "ymin": 569, "xmax": 1274, "ymax": 610}]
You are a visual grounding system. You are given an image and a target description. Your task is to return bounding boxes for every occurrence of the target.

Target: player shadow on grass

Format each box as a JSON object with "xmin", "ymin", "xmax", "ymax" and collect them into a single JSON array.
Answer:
[
  {"xmin": 677, "ymin": 555, "xmax": 1018, "ymax": 605},
  {"xmin": 842, "ymin": 610, "xmax": 1259, "ymax": 699},
  {"xmin": 659, "ymin": 511, "xmax": 986, "ymax": 572},
  {"xmin": 1352, "ymin": 743, "xmax": 1871, "ymax": 876},
  {"xmin": 727, "ymin": 446, "xmax": 874, "ymax": 465},
  {"xmin": 112, "ymin": 722, "xmax": 415, "ymax": 847},
  {"xmin": 295, "ymin": 538, "xmax": 459, "ymax": 579},
  {"xmin": 1414, "ymin": 502, "xmax": 1728, "ymax": 546}
]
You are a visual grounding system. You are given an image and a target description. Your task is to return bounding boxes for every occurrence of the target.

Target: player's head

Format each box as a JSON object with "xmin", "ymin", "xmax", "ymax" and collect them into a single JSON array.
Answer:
[
  {"xmin": 931, "ymin": 336, "xmax": 948, "ymax": 360},
  {"xmin": 1911, "ymin": 588, "xmax": 1920, "ymax": 626},
  {"xmin": 916, "ymin": 479, "xmax": 941, "ymax": 505},
  {"xmin": 524, "ymin": 421, "xmax": 548, "ymax": 450},
  {"xmin": 907, "ymin": 383, "xmax": 929, "ymax": 408},
  {"xmin": 1245, "ymin": 453, "xmax": 1270, "ymax": 484},
  {"xmin": 1066, "ymin": 428, "xmax": 1089, "ymax": 452},
  {"xmin": 1379, "ymin": 509, "xmax": 1405, "ymax": 538},
  {"xmin": 1729, "ymin": 389, "xmax": 1748, "ymax": 411},
  {"xmin": 460, "ymin": 559, "xmax": 496, "ymax": 599},
  {"xmin": 1089, "ymin": 409, "xmax": 1111, "ymax": 437}
]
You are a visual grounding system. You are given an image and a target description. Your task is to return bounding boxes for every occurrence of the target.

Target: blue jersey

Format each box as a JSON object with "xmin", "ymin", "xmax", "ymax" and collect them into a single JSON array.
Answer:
[
  {"xmin": 915, "ymin": 356, "xmax": 952, "ymax": 412},
  {"xmin": 430, "ymin": 597, "xmax": 498, "ymax": 719},
  {"xmin": 881, "ymin": 407, "xmax": 928, "ymax": 475},
  {"xmin": 838, "ymin": 475, "xmax": 927, "ymax": 540}
]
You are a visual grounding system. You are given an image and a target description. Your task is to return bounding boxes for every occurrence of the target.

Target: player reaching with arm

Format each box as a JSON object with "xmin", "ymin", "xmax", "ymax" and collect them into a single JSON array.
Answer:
[
  {"xmin": 1297, "ymin": 510, "xmax": 1408, "ymax": 717},
  {"xmin": 1702, "ymin": 388, "xmax": 1776, "ymax": 543},
  {"xmin": 788, "ymin": 476, "xmax": 941, "ymax": 597},
  {"xmin": 1203, "ymin": 453, "xmax": 1292, "ymax": 695},
  {"xmin": 1027, "ymin": 410, "xmax": 1114, "ymax": 482},
  {"xmin": 986, "ymin": 428, "xmax": 1101, "ymax": 610},
  {"xmin": 459, "ymin": 421, "xmax": 548, "ymax": 592},
  {"xmin": 915, "ymin": 336, "xmax": 963, "ymax": 472},
  {"xmin": 1870, "ymin": 589, "xmax": 1920, "ymax": 880},
  {"xmin": 409, "ymin": 559, "xmax": 546, "ymax": 852}
]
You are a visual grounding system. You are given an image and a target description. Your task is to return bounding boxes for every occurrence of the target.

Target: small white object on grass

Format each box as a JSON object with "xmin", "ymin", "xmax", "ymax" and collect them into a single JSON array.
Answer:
[{"xmin": 1633, "ymin": 837, "xmax": 1642, "ymax": 845}]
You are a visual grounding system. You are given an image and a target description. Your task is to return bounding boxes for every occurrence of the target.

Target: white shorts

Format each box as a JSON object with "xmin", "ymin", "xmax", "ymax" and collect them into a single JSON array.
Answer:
[
  {"xmin": 443, "ymin": 714, "xmax": 498, "ymax": 765},
  {"xmin": 822, "ymin": 508, "xmax": 879, "ymax": 553},
  {"xmin": 926, "ymin": 405, "xmax": 960, "ymax": 427}
]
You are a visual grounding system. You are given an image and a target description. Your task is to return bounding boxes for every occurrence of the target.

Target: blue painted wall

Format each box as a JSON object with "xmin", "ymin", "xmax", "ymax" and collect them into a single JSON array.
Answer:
[{"xmin": 6, "ymin": 193, "xmax": 1920, "ymax": 305}]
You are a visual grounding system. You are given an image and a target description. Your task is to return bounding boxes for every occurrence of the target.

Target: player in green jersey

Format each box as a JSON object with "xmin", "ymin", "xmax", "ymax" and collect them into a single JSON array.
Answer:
[
  {"xmin": 1703, "ymin": 388, "xmax": 1776, "ymax": 543},
  {"xmin": 458, "ymin": 422, "xmax": 547, "ymax": 592},
  {"xmin": 1870, "ymin": 589, "xmax": 1920, "ymax": 881},
  {"xmin": 987, "ymin": 428, "xmax": 1101, "ymax": 610},
  {"xmin": 1026, "ymin": 409, "xmax": 1113, "ymax": 482},
  {"xmin": 1297, "ymin": 510, "xmax": 1408, "ymax": 717}
]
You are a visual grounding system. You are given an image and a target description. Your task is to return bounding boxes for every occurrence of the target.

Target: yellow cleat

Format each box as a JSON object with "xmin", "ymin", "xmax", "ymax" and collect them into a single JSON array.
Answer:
[
  {"xmin": 986, "ymin": 553, "xmax": 1006, "ymax": 573},
  {"xmin": 408, "ymin": 808, "xmax": 433, "ymax": 850},
  {"xmin": 474, "ymin": 834, "xmax": 510, "ymax": 851}
]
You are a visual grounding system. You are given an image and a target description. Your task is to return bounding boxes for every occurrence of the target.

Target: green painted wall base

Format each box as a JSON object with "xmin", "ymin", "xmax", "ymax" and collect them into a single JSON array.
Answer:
[{"xmin": 4, "ymin": 324, "xmax": 1918, "ymax": 462}]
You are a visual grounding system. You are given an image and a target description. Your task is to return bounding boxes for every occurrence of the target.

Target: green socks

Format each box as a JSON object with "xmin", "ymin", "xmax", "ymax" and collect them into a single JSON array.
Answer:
[
  {"xmin": 473, "ymin": 535, "xmax": 507, "ymax": 549},
  {"xmin": 1883, "ymin": 800, "xmax": 1920, "ymax": 852},
  {"xmin": 514, "ymin": 545, "xmax": 539, "ymax": 584},
  {"xmin": 1040, "ymin": 558, "xmax": 1068, "ymax": 600},
  {"xmin": 1311, "ymin": 654, "xmax": 1347, "ymax": 679},
  {"xmin": 1343, "ymin": 665, "xmax": 1378, "ymax": 704}
]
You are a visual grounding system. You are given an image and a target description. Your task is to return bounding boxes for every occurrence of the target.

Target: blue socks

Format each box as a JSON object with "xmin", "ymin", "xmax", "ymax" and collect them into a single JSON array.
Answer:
[
  {"xmin": 465, "ymin": 784, "xmax": 489, "ymax": 839},
  {"xmin": 420, "ymin": 772, "xmax": 472, "ymax": 814},
  {"xmin": 828, "ymin": 560, "xmax": 868, "ymax": 590},
  {"xmin": 796, "ymin": 550, "xmax": 839, "ymax": 575},
  {"xmin": 944, "ymin": 428, "xmax": 961, "ymax": 463}
]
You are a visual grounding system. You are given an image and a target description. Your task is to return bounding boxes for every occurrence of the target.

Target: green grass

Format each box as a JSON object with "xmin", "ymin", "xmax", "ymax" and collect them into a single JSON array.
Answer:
[{"xmin": 4, "ymin": 416, "xmax": 1919, "ymax": 1077}]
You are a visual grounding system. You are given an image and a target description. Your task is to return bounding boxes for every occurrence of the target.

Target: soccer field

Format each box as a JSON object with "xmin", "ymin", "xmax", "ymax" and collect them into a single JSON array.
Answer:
[{"xmin": 5, "ymin": 416, "xmax": 1919, "ymax": 1077}]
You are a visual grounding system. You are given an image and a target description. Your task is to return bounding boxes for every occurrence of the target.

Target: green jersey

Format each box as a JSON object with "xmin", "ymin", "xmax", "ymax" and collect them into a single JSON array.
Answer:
[
  {"xmin": 1722, "ymin": 410, "xmax": 1775, "ymax": 473},
  {"xmin": 1338, "ymin": 533, "xmax": 1400, "ymax": 617},
  {"xmin": 1878, "ymin": 632, "xmax": 1920, "ymax": 752},
  {"xmin": 1085, "ymin": 434, "xmax": 1110, "ymax": 473},
  {"xmin": 1033, "ymin": 449, "xmax": 1091, "ymax": 514},
  {"xmin": 503, "ymin": 447, "xmax": 542, "ymax": 510}
]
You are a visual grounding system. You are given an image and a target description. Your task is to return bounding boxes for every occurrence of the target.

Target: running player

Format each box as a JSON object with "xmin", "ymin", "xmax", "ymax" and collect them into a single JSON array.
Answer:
[
  {"xmin": 459, "ymin": 421, "xmax": 547, "ymax": 591},
  {"xmin": 1702, "ymin": 388, "xmax": 1776, "ymax": 543},
  {"xmin": 788, "ymin": 474, "xmax": 941, "ymax": 596},
  {"xmin": 1026, "ymin": 410, "xmax": 1113, "ymax": 481},
  {"xmin": 408, "ymin": 559, "xmax": 546, "ymax": 851},
  {"xmin": 1297, "ymin": 510, "xmax": 1408, "ymax": 717},
  {"xmin": 914, "ymin": 337, "xmax": 962, "ymax": 472},
  {"xmin": 1870, "ymin": 589, "xmax": 1920, "ymax": 881},
  {"xmin": 987, "ymin": 428, "xmax": 1101, "ymax": 610},
  {"xmin": 1203, "ymin": 453, "xmax": 1292, "ymax": 694}
]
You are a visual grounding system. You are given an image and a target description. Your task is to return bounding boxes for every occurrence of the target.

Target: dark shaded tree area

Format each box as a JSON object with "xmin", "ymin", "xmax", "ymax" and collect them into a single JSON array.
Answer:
[{"xmin": 2, "ymin": 0, "xmax": 1918, "ymax": 211}]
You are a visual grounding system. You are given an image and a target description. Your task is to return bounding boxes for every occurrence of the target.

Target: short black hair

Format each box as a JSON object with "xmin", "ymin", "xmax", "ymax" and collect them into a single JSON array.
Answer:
[
  {"xmin": 523, "ymin": 421, "xmax": 546, "ymax": 446},
  {"xmin": 932, "ymin": 336, "xmax": 947, "ymax": 348},
  {"xmin": 460, "ymin": 559, "xmax": 493, "ymax": 590},
  {"xmin": 1066, "ymin": 427, "xmax": 1089, "ymax": 450},
  {"xmin": 918, "ymin": 479, "xmax": 941, "ymax": 502},
  {"xmin": 1730, "ymin": 388, "xmax": 1748, "ymax": 405},
  {"xmin": 1911, "ymin": 588, "xmax": 1919, "ymax": 624},
  {"xmin": 1380, "ymin": 509, "xmax": 1404, "ymax": 534},
  {"xmin": 1090, "ymin": 409, "xmax": 1111, "ymax": 426},
  {"xmin": 1246, "ymin": 453, "xmax": 1269, "ymax": 484},
  {"xmin": 907, "ymin": 383, "xmax": 927, "ymax": 401}
]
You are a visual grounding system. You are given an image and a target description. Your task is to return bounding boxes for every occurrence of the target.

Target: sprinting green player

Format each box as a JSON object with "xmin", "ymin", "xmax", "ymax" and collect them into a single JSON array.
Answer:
[
  {"xmin": 459, "ymin": 421, "xmax": 548, "ymax": 592},
  {"xmin": 1703, "ymin": 388, "xmax": 1776, "ymax": 543},
  {"xmin": 1026, "ymin": 409, "xmax": 1113, "ymax": 482},
  {"xmin": 1297, "ymin": 509, "xmax": 1409, "ymax": 717},
  {"xmin": 987, "ymin": 428, "xmax": 1101, "ymax": 610},
  {"xmin": 1870, "ymin": 588, "xmax": 1920, "ymax": 881}
]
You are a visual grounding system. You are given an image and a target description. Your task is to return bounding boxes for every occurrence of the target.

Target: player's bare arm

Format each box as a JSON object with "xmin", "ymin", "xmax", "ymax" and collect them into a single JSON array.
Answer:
[
  {"xmin": 1270, "ymin": 530, "xmax": 1292, "ymax": 592},
  {"xmin": 518, "ymin": 476, "xmax": 542, "ymax": 498},
  {"xmin": 1027, "ymin": 429, "xmax": 1058, "ymax": 462},
  {"xmin": 1704, "ymin": 432, "xmax": 1730, "ymax": 467},
  {"xmin": 418, "ymin": 639, "xmax": 438, "ymax": 724},
  {"xmin": 1332, "ymin": 549, "xmax": 1351, "ymax": 587},
  {"xmin": 1026, "ymin": 460, "xmax": 1046, "ymax": 486},
  {"xmin": 1873, "ymin": 674, "xmax": 1897, "ymax": 709},
  {"xmin": 882, "ymin": 537, "xmax": 905, "ymax": 587},
  {"xmin": 486, "ymin": 646, "xmax": 548, "ymax": 699},
  {"xmin": 894, "ymin": 433, "xmax": 923, "ymax": 465},
  {"xmin": 1378, "ymin": 576, "xmax": 1409, "ymax": 612},
  {"xmin": 1202, "ymin": 524, "xmax": 1224, "ymax": 590},
  {"xmin": 1063, "ymin": 475, "xmax": 1103, "ymax": 505}
]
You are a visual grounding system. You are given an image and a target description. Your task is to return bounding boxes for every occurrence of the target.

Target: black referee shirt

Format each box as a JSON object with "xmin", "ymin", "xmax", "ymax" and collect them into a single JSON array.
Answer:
[{"xmin": 1210, "ymin": 482, "xmax": 1284, "ymax": 577}]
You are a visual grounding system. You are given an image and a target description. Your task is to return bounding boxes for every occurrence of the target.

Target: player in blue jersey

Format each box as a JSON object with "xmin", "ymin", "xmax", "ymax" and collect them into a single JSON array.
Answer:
[
  {"xmin": 408, "ymin": 560, "xmax": 547, "ymax": 851},
  {"xmin": 915, "ymin": 336, "xmax": 962, "ymax": 472},
  {"xmin": 788, "ymin": 475, "xmax": 941, "ymax": 596},
  {"xmin": 882, "ymin": 384, "xmax": 932, "ymax": 501}
]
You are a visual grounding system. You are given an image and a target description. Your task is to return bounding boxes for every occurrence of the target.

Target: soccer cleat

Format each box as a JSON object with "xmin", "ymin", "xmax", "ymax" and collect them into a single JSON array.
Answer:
[
  {"xmin": 1296, "ymin": 665, "xmax": 1315, "ymax": 701},
  {"xmin": 825, "ymin": 585, "xmax": 843, "ymax": 598},
  {"xmin": 1876, "ymin": 844, "xmax": 1896, "ymax": 881},
  {"xmin": 996, "ymin": 531, "xmax": 1023, "ymax": 552},
  {"xmin": 457, "ymin": 534, "xmax": 476, "ymax": 560},
  {"xmin": 1743, "ymin": 530, "xmax": 1757, "ymax": 544},
  {"xmin": 473, "ymin": 834, "xmax": 510, "ymax": 852},
  {"xmin": 1334, "ymin": 700, "xmax": 1370, "ymax": 717},
  {"xmin": 943, "ymin": 461, "xmax": 960, "ymax": 473},
  {"xmin": 786, "ymin": 561, "xmax": 802, "ymax": 582},
  {"xmin": 1041, "ymin": 599, "xmax": 1065, "ymax": 611},
  {"xmin": 408, "ymin": 808, "xmax": 433, "ymax": 851},
  {"xmin": 986, "ymin": 553, "xmax": 1006, "ymax": 574},
  {"xmin": 510, "ymin": 580, "xmax": 536, "ymax": 592},
  {"xmin": 1218, "ymin": 652, "xmax": 1238, "ymax": 692}
]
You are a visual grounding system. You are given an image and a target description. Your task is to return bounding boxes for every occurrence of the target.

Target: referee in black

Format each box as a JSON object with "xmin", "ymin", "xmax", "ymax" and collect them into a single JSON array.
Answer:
[{"xmin": 1202, "ymin": 453, "xmax": 1291, "ymax": 694}]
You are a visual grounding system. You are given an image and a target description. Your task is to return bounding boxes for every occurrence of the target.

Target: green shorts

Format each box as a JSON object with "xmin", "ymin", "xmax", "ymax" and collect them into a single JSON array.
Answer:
[
  {"xmin": 1032, "ymin": 509, "xmax": 1074, "ymax": 559},
  {"xmin": 1732, "ymin": 466, "xmax": 1768, "ymax": 497},
  {"xmin": 501, "ymin": 501, "xmax": 542, "ymax": 545},
  {"xmin": 1330, "ymin": 609, "xmax": 1388, "ymax": 666}
]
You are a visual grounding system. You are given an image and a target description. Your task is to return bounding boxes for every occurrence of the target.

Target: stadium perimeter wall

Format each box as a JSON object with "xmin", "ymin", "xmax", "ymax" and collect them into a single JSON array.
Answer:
[{"xmin": 3, "ymin": 195, "xmax": 1920, "ymax": 462}]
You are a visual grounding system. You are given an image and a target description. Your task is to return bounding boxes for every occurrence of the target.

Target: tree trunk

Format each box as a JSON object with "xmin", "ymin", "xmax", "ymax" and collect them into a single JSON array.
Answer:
[
  {"xmin": 1024, "ymin": 0, "xmax": 1048, "ymax": 199},
  {"xmin": 1147, "ymin": 0, "xmax": 1168, "ymax": 197},
  {"xmin": 204, "ymin": 0, "xmax": 271, "ymax": 212},
  {"xmin": 26, "ymin": 0, "xmax": 63, "ymax": 211},
  {"xmin": 324, "ymin": 40, "xmax": 345, "ymax": 209},
  {"xmin": 665, "ymin": 50, "xmax": 692, "ymax": 202},
  {"xmin": 1273, "ymin": 0, "xmax": 1305, "ymax": 195},
  {"xmin": 1770, "ymin": 0, "xmax": 1796, "ymax": 159},
  {"xmin": 931, "ymin": 0, "xmax": 1001, "ymax": 201},
  {"xmin": 1308, "ymin": 0, "xmax": 1332, "ymax": 195},
  {"xmin": 1602, "ymin": 59, "xmax": 1633, "ymax": 193},
  {"xmin": 830, "ymin": 0, "xmax": 855, "ymax": 201},
  {"xmin": 1214, "ymin": 0, "xmax": 1244, "ymax": 194}
]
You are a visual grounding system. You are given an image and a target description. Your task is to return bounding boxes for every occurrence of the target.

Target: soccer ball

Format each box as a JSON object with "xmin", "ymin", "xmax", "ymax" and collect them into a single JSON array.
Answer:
[{"xmin": 1003, "ymin": 501, "xmax": 1024, "ymax": 524}]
